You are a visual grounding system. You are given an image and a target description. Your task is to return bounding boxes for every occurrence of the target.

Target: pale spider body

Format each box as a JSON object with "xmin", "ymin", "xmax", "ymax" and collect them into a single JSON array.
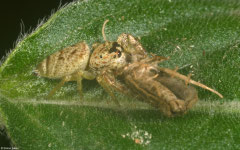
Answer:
[
  {"xmin": 36, "ymin": 42, "xmax": 90, "ymax": 79},
  {"xmin": 36, "ymin": 20, "xmax": 222, "ymax": 116},
  {"xmin": 35, "ymin": 42, "xmax": 96, "ymax": 99}
]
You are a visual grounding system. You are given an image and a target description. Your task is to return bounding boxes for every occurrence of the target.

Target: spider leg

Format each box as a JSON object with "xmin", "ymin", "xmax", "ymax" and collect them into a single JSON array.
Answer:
[
  {"xmin": 47, "ymin": 70, "xmax": 96, "ymax": 99},
  {"xmin": 97, "ymin": 74, "xmax": 121, "ymax": 106},
  {"xmin": 146, "ymin": 54, "xmax": 169, "ymax": 64},
  {"xmin": 96, "ymin": 69, "xmax": 132, "ymax": 107},
  {"xmin": 47, "ymin": 76, "xmax": 71, "ymax": 99},
  {"xmin": 185, "ymin": 73, "xmax": 192, "ymax": 85},
  {"xmin": 76, "ymin": 76, "xmax": 83, "ymax": 99},
  {"xmin": 75, "ymin": 70, "xmax": 96, "ymax": 99}
]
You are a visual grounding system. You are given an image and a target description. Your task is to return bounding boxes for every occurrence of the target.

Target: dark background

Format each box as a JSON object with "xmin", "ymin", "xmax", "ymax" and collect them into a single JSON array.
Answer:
[
  {"xmin": 0, "ymin": 0, "xmax": 74, "ymax": 60},
  {"xmin": 0, "ymin": 0, "xmax": 73, "ymax": 147}
]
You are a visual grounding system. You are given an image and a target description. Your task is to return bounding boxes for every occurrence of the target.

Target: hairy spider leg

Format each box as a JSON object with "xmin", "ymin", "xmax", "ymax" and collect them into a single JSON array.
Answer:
[{"xmin": 47, "ymin": 70, "xmax": 95, "ymax": 99}]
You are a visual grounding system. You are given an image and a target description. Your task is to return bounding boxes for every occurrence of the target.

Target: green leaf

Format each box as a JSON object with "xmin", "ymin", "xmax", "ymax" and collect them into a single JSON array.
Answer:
[{"xmin": 0, "ymin": 0, "xmax": 240, "ymax": 149}]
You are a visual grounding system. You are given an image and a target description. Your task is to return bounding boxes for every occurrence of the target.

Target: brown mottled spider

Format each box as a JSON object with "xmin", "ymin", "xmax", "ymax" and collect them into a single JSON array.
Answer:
[{"xmin": 36, "ymin": 20, "xmax": 223, "ymax": 116}]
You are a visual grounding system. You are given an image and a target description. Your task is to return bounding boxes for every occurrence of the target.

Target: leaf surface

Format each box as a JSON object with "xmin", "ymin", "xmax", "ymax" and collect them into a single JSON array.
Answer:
[{"xmin": 0, "ymin": 0, "xmax": 240, "ymax": 149}]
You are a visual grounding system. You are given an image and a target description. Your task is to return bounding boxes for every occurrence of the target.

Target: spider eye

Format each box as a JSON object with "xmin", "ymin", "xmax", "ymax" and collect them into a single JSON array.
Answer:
[
  {"xmin": 109, "ymin": 42, "xmax": 120, "ymax": 53},
  {"xmin": 109, "ymin": 42, "xmax": 123, "ymax": 58},
  {"xmin": 117, "ymin": 50, "xmax": 122, "ymax": 57},
  {"xmin": 99, "ymin": 55, "xmax": 102, "ymax": 58}
]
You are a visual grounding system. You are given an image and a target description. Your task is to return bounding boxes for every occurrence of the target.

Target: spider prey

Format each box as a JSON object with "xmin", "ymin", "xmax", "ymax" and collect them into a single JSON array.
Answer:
[
  {"xmin": 36, "ymin": 20, "xmax": 223, "ymax": 116},
  {"xmin": 114, "ymin": 56, "xmax": 199, "ymax": 116},
  {"xmin": 89, "ymin": 20, "xmax": 223, "ymax": 116}
]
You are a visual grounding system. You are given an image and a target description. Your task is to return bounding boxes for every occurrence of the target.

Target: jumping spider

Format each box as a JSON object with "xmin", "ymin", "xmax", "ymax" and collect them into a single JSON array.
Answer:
[
  {"xmin": 36, "ymin": 20, "xmax": 223, "ymax": 116},
  {"xmin": 35, "ymin": 20, "xmax": 130, "ymax": 105}
]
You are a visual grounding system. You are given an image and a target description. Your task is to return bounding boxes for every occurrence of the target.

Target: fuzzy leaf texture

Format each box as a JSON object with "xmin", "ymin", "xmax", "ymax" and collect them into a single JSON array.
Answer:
[{"xmin": 0, "ymin": 0, "xmax": 240, "ymax": 149}]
